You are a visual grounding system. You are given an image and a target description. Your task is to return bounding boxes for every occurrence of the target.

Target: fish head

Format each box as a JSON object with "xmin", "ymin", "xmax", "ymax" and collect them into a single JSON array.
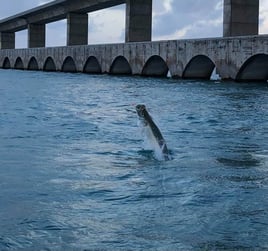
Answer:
[
  {"xmin": 136, "ymin": 104, "xmax": 146, "ymax": 118},
  {"xmin": 135, "ymin": 104, "xmax": 148, "ymax": 125}
]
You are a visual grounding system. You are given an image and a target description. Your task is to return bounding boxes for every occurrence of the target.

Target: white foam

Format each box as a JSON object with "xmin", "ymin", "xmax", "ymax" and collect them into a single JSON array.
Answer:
[
  {"xmin": 138, "ymin": 121, "xmax": 168, "ymax": 161},
  {"xmin": 253, "ymin": 150, "xmax": 268, "ymax": 167}
]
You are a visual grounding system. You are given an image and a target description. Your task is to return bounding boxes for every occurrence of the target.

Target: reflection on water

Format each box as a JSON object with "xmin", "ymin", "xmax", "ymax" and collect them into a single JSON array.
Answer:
[{"xmin": 0, "ymin": 70, "xmax": 268, "ymax": 250}]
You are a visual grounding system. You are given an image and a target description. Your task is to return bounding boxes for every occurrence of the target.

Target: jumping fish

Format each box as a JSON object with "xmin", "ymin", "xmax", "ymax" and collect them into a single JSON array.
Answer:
[{"xmin": 136, "ymin": 104, "xmax": 170, "ymax": 161}]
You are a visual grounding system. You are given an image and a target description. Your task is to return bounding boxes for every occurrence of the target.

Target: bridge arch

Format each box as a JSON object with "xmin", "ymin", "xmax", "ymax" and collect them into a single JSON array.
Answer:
[
  {"xmin": 142, "ymin": 55, "xmax": 169, "ymax": 77},
  {"xmin": 14, "ymin": 57, "xmax": 24, "ymax": 70},
  {"xmin": 61, "ymin": 56, "xmax": 77, "ymax": 73},
  {"xmin": 236, "ymin": 54, "xmax": 268, "ymax": 82},
  {"xmin": 83, "ymin": 56, "xmax": 101, "ymax": 74},
  {"xmin": 43, "ymin": 57, "xmax": 56, "ymax": 71},
  {"xmin": 109, "ymin": 56, "xmax": 132, "ymax": 75},
  {"xmin": 2, "ymin": 57, "xmax": 11, "ymax": 69},
  {"xmin": 27, "ymin": 57, "xmax": 39, "ymax": 70},
  {"xmin": 183, "ymin": 55, "xmax": 215, "ymax": 79}
]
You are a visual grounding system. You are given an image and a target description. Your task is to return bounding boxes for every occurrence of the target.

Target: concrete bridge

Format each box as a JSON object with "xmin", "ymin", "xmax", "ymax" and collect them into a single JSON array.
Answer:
[
  {"xmin": 0, "ymin": 0, "xmax": 267, "ymax": 82},
  {"xmin": 1, "ymin": 35, "xmax": 267, "ymax": 81}
]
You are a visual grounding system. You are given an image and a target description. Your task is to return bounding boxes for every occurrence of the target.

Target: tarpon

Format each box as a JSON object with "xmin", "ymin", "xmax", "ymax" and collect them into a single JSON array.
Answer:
[{"xmin": 136, "ymin": 104, "xmax": 170, "ymax": 161}]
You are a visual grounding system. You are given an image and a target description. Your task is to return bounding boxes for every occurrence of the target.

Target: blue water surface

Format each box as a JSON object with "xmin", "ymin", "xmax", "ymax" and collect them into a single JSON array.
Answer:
[{"xmin": 0, "ymin": 69, "xmax": 268, "ymax": 250}]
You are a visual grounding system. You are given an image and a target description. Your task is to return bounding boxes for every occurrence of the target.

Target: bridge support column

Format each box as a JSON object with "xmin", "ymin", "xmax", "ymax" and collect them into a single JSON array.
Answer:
[
  {"xmin": 223, "ymin": 0, "xmax": 259, "ymax": 36},
  {"xmin": 67, "ymin": 13, "xmax": 88, "ymax": 46},
  {"xmin": 125, "ymin": 0, "xmax": 152, "ymax": 42},
  {"xmin": 28, "ymin": 24, "xmax": 45, "ymax": 48},
  {"xmin": 0, "ymin": 32, "xmax": 15, "ymax": 49}
]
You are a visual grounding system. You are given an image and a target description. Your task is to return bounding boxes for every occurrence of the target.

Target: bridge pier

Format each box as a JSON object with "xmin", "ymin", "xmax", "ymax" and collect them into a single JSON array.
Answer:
[
  {"xmin": 67, "ymin": 13, "xmax": 88, "ymax": 46},
  {"xmin": 223, "ymin": 0, "xmax": 259, "ymax": 36},
  {"xmin": 28, "ymin": 24, "xmax": 46, "ymax": 48},
  {"xmin": 125, "ymin": 0, "xmax": 152, "ymax": 42},
  {"xmin": 0, "ymin": 32, "xmax": 15, "ymax": 49}
]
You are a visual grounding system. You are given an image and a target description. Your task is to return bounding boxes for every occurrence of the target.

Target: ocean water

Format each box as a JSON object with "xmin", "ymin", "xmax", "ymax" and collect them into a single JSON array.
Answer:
[{"xmin": 0, "ymin": 69, "xmax": 268, "ymax": 250}]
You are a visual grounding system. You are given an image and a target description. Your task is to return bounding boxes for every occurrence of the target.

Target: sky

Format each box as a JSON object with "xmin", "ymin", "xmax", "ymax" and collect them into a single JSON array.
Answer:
[{"xmin": 0, "ymin": 0, "xmax": 268, "ymax": 48}]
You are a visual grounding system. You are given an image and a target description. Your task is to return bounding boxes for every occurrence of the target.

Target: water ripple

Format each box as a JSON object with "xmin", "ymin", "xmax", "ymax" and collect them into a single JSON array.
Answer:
[{"xmin": 1, "ymin": 70, "xmax": 268, "ymax": 250}]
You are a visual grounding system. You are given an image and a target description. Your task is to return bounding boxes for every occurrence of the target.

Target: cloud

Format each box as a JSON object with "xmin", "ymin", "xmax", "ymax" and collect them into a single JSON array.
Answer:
[
  {"xmin": 38, "ymin": 0, "xmax": 54, "ymax": 5},
  {"xmin": 46, "ymin": 20, "xmax": 66, "ymax": 47},
  {"xmin": 0, "ymin": 1, "xmax": 44, "ymax": 18},
  {"xmin": 88, "ymin": 5, "xmax": 125, "ymax": 44},
  {"xmin": 154, "ymin": 17, "xmax": 223, "ymax": 41},
  {"xmin": 152, "ymin": 0, "xmax": 222, "ymax": 39},
  {"xmin": 260, "ymin": 0, "xmax": 268, "ymax": 34},
  {"xmin": 153, "ymin": 0, "xmax": 173, "ymax": 16}
]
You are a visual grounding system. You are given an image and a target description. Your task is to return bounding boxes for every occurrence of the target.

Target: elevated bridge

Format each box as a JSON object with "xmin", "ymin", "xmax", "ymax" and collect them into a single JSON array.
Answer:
[{"xmin": 0, "ymin": 0, "xmax": 152, "ymax": 48}]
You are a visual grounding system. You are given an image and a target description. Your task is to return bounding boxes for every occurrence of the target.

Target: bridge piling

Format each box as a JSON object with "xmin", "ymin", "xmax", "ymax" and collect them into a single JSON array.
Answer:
[
  {"xmin": 67, "ymin": 12, "xmax": 88, "ymax": 46},
  {"xmin": 0, "ymin": 32, "xmax": 15, "ymax": 49},
  {"xmin": 28, "ymin": 24, "xmax": 46, "ymax": 48},
  {"xmin": 223, "ymin": 0, "xmax": 259, "ymax": 37},
  {"xmin": 125, "ymin": 0, "xmax": 152, "ymax": 42}
]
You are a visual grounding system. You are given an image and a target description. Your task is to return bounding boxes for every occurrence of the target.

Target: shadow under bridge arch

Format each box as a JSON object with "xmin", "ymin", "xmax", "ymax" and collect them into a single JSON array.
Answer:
[
  {"xmin": 183, "ymin": 55, "xmax": 215, "ymax": 80},
  {"xmin": 109, "ymin": 56, "xmax": 132, "ymax": 75},
  {"xmin": 43, "ymin": 57, "xmax": 56, "ymax": 71},
  {"xmin": 28, "ymin": 57, "xmax": 39, "ymax": 70},
  {"xmin": 14, "ymin": 57, "xmax": 24, "ymax": 70},
  {"xmin": 2, "ymin": 57, "xmax": 11, "ymax": 69},
  {"xmin": 61, "ymin": 56, "xmax": 77, "ymax": 73},
  {"xmin": 236, "ymin": 54, "xmax": 268, "ymax": 82},
  {"xmin": 142, "ymin": 55, "xmax": 169, "ymax": 77},
  {"xmin": 83, "ymin": 56, "xmax": 101, "ymax": 74}
]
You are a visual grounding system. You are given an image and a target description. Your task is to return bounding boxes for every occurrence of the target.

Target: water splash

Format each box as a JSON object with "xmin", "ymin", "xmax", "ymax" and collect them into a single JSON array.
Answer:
[{"xmin": 137, "ymin": 118, "xmax": 170, "ymax": 161}]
